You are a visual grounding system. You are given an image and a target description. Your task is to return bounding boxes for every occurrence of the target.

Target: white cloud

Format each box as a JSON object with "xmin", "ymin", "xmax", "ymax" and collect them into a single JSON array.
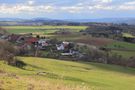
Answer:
[
  {"xmin": 27, "ymin": 0, "xmax": 35, "ymax": 5},
  {"xmin": 0, "ymin": 3, "xmax": 55, "ymax": 15},
  {"xmin": 38, "ymin": 5, "xmax": 55, "ymax": 12},
  {"xmin": 1, "ymin": 0, "xmax": 135, "ymax": 15},
  {"xmin": 61, "ymin": 6, "xmax": 84, "ymax": 13},
  {"xmin": 93, "ymin": 0, "xmax": 112, "ymax": 4},
  {"xmin": 117, "ymin": 1, "xmax": 135, "ymax": 10},
  {"xmin": 118, "ymin": 5, "xmax": 135, "ymax": 10},
  {"xmin": 124, "ymin": 1, "xmax": 135, "ymax": 5},
  {"xmin": 92, "ymin": 5, "xmax": 113, "ymax": 10},
  {"xmin": 100, "ymin": 0, "xmax": 112, "ymax": 3}
]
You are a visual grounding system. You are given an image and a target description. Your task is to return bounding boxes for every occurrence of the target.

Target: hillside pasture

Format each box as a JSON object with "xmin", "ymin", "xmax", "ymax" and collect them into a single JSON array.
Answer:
[{"xmin": 1, "ymin": 57, "xmax": 135, "ymax": 90}]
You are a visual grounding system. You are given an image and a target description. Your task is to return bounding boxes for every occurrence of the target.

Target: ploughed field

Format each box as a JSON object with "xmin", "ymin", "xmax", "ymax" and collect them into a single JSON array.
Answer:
[{"xmin": 1, "ymin": 57, "xmax": 135, "ymax": 90}]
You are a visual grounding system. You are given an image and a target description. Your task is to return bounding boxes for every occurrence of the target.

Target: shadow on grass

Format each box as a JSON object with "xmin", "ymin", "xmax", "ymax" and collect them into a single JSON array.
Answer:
[
  {"xmin": 24, "ymin": 64, "xmax": 48, "ymax": 71},
  {"xmin": 62, "ymin": 64, "xmax": 92, "ymax": 72}
]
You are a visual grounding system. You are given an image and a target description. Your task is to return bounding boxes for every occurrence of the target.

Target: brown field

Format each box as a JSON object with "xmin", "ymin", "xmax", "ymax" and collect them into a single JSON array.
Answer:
[{"xmin": 74, "ymin": 37, "xmax": 114, "ymax": 46}]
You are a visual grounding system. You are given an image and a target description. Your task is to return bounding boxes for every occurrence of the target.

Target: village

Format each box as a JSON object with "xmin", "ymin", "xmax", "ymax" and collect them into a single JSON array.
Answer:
[{"xmin": 0, "ymin": 31, "xmax": 85, "ymax": 60}]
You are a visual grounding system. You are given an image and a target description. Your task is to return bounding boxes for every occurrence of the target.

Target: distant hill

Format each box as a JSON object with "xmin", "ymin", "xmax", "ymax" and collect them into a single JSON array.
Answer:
[
  {"xmin": 0, "ymin": 18, "xmax": 70, "ymax": 26},
  {"xmin": 66, "ymin": 18, "xmax": 135, "ymax": 24},
  {"xmin": 0, "ymin": 17, "xmax": 135, "ymax": 25},
  {"xmin": 0, "ymin": 18, "xmax": 26, "ymax": 21}
]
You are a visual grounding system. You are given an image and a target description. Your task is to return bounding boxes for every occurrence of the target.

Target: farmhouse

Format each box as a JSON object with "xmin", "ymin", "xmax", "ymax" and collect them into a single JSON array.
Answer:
[
  {"xmin": 26, "ymin": 37, "xmax": 38, "ymax": 44},
  {"xmin": 56, "ymin": 41, "xmax": 72, "ymax": 51},
  {"xmin": 56, "ymin": 44, "xmax": 64, "ymax": 50}
]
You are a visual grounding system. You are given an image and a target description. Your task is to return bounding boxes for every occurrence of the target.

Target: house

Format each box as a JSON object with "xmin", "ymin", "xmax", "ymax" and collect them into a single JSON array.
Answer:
[
  {"xmin": 56, "ymin": 44, "xmax": 65, "ymax": 50},
  {"xmin": 8, "ymin": 34, "xmax": 21, "ymax": 42},
  {"xmin": 61, "ymin": 49, "xmax": 80, "ymax": 56},
  {"xmin": 26, "ymin": 37, "xmax": 38, "ymax": 45},
  {"xmin": 56, "ymin": 41, "xmax": 70, "ymax": 51},
  {"xmin": 37, "ymin": 39, "xmax": 49, "ymax": 49},
  {"xmin": 18, "ymin": 43, "xmax": 33, "ymax": 55},
  {"xmin": 16, "ymin": 36, "xmax": 26, "ymax": 43},
  {"xmin": 0, "ymin": 34, "xmax": 8, "ymax": 40}
]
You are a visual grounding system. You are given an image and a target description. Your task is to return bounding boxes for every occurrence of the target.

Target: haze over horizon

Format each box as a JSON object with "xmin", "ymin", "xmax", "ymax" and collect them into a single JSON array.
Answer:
[{"xmin": 0, "ymin": 0, "xmax": 135, "ymax": 19}]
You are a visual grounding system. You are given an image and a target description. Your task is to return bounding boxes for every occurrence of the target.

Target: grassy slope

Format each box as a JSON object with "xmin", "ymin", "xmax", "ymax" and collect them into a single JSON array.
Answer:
[{"xmin": 1, "ymin": 57, "xmax": 135, "ymax": 90}]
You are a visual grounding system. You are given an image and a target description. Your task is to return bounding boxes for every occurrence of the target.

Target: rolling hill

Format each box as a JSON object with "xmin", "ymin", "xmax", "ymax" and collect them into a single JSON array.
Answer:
[{"xmin": 1, "ymin": 57, "xmax": 135, "ymax": 90}]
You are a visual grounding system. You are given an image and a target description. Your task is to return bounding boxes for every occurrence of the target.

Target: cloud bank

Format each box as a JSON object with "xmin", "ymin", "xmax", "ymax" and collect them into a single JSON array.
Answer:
[{"xmin": 0, "ymin": 0, "xmax": 135, "ymax": 17}]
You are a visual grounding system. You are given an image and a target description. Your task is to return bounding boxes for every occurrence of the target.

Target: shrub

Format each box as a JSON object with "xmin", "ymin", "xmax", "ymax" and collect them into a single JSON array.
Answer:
[{"xmin": 0, "ymin": 40, "xmax": 26, "ymax": 68}]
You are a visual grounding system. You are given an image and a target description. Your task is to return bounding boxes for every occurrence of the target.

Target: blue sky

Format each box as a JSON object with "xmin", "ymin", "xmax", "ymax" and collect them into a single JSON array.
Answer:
[{"xmin": 0, "ymin": 0, "xmax": 135, "ymax": 19}]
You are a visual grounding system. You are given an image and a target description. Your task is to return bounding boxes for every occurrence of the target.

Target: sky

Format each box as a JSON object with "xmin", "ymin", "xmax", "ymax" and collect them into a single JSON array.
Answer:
[{"xmin": 0, "ymin": 0, "xmax": 135, "ymax": 19}]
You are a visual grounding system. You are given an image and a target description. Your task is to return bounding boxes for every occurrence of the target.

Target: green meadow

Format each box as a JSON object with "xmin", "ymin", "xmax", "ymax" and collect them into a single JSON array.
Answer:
[
  {"xmin": 122, "ymin": 33, "xmax": 135, "ymax": 38},
  {"xmin": 103, "ymin": 41, "xmax": 135, "ymax": 58},
  {"xmin": 1, "ymin": 57, "xmax": 135, "ymax": 90},
  {"xmin": 105, "ymin": 41, "xmax": 135, "ymax": 50},
  {"xmin": 111, "ymin": 50, "xmax": 135, "ymax": 58}
]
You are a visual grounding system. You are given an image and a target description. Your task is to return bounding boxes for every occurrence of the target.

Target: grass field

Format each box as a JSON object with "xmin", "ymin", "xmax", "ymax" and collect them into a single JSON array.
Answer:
[
  {"xmin": 51, "ymin": 33, "xmax": 88, "ymax": 41},
  {"xmin": 111, "ymin": 50, "xmax": 135, "ymax": 58},
  {"xmin": 104, "ymin": 41, "xmax": 135, "ymax": 50},
  {"xmin": 103, "ymin": 41, "xmax": 135, "ymax": 58},
  {"xmin": 3, "ymin": 25, "xmax": 87, "ymax": 34},
  {"xmin": 122, "ymin": 33, "xmax": 135, "ymax": 38},
  {"xmin": 1, "ymin": 57, "xmax": 135, "ymax": 90}
]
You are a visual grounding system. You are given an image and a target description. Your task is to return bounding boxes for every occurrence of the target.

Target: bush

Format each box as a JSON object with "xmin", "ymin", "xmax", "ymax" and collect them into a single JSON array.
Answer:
[
  {"xmin": 0, "ymin": 40, "xmax": 26, "ymax": 68},
  {"xmin": 13, "ymin": 58, "xmax": 26, "ymax": 68},
  {"xmin": 0, "ymin": 40, "xmax": 16, "ymax": 60}
]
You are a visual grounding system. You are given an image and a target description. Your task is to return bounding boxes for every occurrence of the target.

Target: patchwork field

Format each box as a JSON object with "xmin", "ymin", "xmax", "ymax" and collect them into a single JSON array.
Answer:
[
  {"xmin": 1, "ymin": 57, "xmax": 135, "ymax": 90},
  {"xmin": 2, "ymin": 25, "xmax": 135, "ymax": 59},
  {"xmin": 3, "ymin": 25, "xmax": 87, "ymax": 34}
]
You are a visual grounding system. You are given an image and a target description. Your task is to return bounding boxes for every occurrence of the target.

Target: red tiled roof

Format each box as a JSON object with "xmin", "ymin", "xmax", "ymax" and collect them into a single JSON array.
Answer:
[{"xmin": 26, "ymin": 37, "xmax": 38, "ymax": 44}]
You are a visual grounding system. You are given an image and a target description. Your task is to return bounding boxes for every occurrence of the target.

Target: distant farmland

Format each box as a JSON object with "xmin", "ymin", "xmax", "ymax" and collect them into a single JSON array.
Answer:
[{"xmin": 3, "ymin": 25, "xmax": 88, "ymax": 34}]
